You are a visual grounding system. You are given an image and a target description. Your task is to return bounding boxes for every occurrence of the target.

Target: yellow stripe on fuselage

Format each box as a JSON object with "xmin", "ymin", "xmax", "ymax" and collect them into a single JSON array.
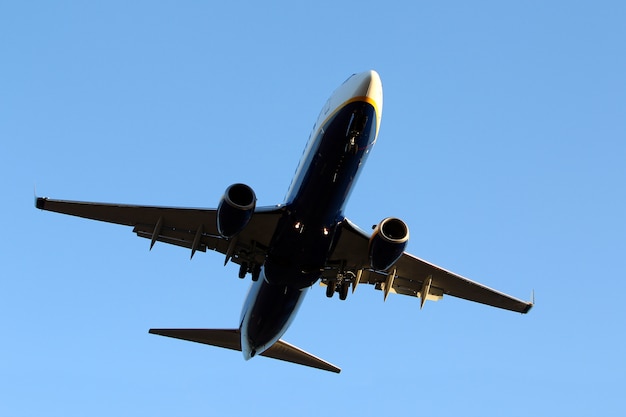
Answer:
[{"xmin": 317, "ymin": 95, "xmax": 381, "ymax": 140}]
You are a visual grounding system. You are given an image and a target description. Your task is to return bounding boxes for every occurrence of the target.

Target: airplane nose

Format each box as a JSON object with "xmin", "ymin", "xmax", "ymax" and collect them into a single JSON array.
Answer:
[
  {"xmin": 352, "ymin": 70, "xmax": 381, "ymax": 98},
  {"xmin": 357, "ymin": 70, "xmax": 383, "ymax": 133},
  {"xmin": 363, "ymin": 70, "xmax": 380, "ymax": 89},
  {"xmin": 357, "ymin": 70, "xmax": 382, "ymax": 112}
]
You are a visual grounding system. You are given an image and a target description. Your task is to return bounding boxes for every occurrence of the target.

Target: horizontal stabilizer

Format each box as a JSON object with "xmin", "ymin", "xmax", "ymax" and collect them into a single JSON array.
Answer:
[{"xmin": 149, "ymin": 328, "xmax": 341, "ymax": 373}]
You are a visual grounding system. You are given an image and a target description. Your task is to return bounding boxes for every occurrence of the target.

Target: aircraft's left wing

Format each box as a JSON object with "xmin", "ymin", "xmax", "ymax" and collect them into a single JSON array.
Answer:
[
  {"xmin": 35, "ymin": 197, "xmax": 282, "ymax": 265},
  {"xmin": 327, "ymin": 218, "xmax": 533, "ymax": 313}
]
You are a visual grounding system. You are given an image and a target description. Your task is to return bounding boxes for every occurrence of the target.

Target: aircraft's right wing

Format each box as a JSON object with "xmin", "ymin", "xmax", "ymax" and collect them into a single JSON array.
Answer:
[
  {"xmin": 35, "ymin": 197, "xmax": 283, "ymax": 266},
  {"xmin": 328, "ymin": 218, "xmax": 533, "ymax": 313}
]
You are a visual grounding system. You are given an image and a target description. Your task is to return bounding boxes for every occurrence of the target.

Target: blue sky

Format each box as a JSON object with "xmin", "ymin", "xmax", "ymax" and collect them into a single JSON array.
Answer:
[{"xmin": 2, "ymin": 1, "xmax": 625, "ymax": 416}]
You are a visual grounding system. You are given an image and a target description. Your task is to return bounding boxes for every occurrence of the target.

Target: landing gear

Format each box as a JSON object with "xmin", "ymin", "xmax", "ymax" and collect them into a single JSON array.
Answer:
[
  {"xmin": 251, "ymin": 264, "xmax": 261, "ymax": 282},
  {"xmin": 326, "ymin": 280, "xmax": 336, "ymax": 298},
  {"xmin": 339, "ymin": 282, "xmax": 349, "ymax": 300},
  {"xmin": 325, "ymin": 276, "xmax": 351, "ymax": 300},
  {"xmin": 239, "ymin": 262, "xmax": 262, "ymax": 281},
  {"xmin": 238, "ymin": 262, "xmax": 248, "ymax": 279}
]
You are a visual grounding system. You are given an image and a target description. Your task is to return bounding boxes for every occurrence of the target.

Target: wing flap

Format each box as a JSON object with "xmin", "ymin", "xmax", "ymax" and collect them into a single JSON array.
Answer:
[
  {"xmin": 149, "ymin": 328, "xmax": 341, "ymax": 373},
  {"xmin": 135, "ymin": 228, "xmax": 207, "ymax": 253},
  {"xmin": 133, "ymin": 223, "xmax": 225, "ymax": 253}
]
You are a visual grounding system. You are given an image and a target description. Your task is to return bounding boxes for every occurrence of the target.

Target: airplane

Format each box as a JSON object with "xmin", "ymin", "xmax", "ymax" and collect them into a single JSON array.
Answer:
[{"xmin": 35, "ymin": 70, "xmax": 533, "ymax": 373}]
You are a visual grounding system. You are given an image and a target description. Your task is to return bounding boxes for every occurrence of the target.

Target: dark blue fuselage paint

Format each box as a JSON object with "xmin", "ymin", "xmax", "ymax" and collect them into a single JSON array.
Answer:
[{"xmin": 240, "ymin": 100, "xmax": 377, "ymax": 358}]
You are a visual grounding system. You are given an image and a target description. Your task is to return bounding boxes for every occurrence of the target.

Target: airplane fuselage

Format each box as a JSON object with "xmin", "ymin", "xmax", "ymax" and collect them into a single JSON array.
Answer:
[
  {"xmin": 239, "ymin": 71, "xmax": 383, "ymax": 358},
  {"xmin": 35, "ymin": 70, "xmax": 532, "ymax": 372}
]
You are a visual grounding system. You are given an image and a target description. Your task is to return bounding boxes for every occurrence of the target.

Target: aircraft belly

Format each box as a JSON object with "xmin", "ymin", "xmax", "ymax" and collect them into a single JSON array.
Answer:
[
  {"xmin": 263, "ymin": 214, "xmax": 336, "ymax": 288},
  {"xmin": 285, "ymin": 101, "xmax": 377, "ymax": 221},
  {"xmin": 263, "ymin": 101, "xmax": 378, "ymax": 289},
  {"xmin": 234, "ymin": 85, "xmax": 381, "ymax": 363},
  {"xmin": 240, "ymin": 273, "xmax": 309, "ymax": 357}
]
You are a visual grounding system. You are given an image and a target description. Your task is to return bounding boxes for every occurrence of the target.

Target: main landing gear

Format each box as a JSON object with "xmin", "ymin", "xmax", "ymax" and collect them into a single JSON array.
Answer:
[
  {"xmin": 325, "ymin": 271, "xmax": 355, "ymax": 301},
  {"xmin": 326, "ymin": 280, "xmax": 350, "ymax": 300},
  {"xmin": 238, "ymin": 262, "xmax": 262, "ymax": 281}
]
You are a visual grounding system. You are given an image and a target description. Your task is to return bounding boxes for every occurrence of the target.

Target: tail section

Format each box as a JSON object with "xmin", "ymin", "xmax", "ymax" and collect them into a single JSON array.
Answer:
[{"xmin": 149, "ymin": 328, "xmax": 341, "ymax": 373}]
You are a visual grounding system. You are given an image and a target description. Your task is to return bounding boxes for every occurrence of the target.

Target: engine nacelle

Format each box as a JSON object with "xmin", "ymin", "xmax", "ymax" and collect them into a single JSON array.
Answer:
[
  {"xmin": 216, "ymin": 183, "xmax": 256, "ymax": 238},
  {"xmin": 369, "ymin": 217, "xmax": 409, "ymax": 271}
]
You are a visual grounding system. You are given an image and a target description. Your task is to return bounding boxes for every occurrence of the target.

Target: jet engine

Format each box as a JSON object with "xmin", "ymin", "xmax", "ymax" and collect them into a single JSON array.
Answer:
[
  {"xmin": 368, "ymin": 217, "xmax": 409, "ymax": 271},
  {"xmin": 216, "ymin": 183, "xmax": 256, "ymax": 238}
]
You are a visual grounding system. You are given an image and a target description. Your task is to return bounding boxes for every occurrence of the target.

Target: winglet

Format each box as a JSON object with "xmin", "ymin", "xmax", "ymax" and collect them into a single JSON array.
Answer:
[{"xmin": 519, "ymin": 290, "xmax": 534, "ymax": 314}]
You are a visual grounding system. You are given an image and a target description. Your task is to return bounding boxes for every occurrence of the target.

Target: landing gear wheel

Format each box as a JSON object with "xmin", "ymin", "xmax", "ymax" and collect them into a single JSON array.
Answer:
[
  {"xmin": 326, "ymin": 281, "xmax": 335, "ymax": 298},
  {"xmin": 251, "ymin": 264, "xmax": 261, "ymax": 282},
  {"xmin": 339, "ymin": 282, "xmax": 349, "ymax": 300},
  {"xmin": 238, "ymin": 262, "xmax": 248, "ymax": 279}
]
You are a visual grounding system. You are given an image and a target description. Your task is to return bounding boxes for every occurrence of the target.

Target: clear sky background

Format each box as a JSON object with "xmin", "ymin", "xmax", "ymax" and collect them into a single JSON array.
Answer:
[{"xmin": 2, "ymin": 2, "xmax": 625, "ymax": 416}]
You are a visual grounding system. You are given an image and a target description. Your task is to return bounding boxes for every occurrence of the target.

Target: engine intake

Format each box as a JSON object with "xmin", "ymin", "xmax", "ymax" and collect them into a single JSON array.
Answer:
[
  {"xmin": 216, "ymin": 183, "xmax": 256, "ymax": 238},
  {"xmin": 369, "ymin": 217, "xmax": 409, "ymax": 271}
]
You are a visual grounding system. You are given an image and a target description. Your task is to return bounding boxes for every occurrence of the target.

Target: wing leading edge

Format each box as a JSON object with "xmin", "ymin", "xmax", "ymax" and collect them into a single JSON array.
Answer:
[{"xmin": 329, "ymin": 218, "xmax": 533, "ymax": 313}]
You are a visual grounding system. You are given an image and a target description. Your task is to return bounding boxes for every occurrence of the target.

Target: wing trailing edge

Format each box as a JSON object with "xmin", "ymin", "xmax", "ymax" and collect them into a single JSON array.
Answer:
[{"xmin": 149, "ymin": 328, "xmax": 341, "ymax": 373}]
